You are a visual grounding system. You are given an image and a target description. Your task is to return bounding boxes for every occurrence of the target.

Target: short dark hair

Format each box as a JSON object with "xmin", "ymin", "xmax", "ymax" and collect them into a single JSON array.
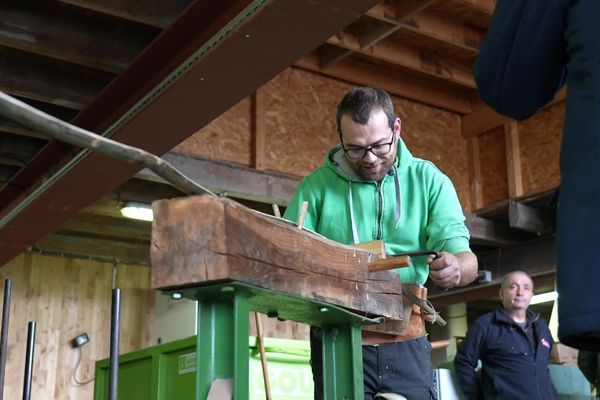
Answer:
[{"xmin": 336, "ymin": 87, "xmax": 395, "ymax": 143}]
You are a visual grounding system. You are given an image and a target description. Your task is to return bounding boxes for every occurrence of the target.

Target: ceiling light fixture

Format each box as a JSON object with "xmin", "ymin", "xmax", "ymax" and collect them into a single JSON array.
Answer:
[
  {"xmin": 120, "ymin": 202, "xmax": 153, "ymax": 221},
  {"xmin": 530, "ymin": 291, "xmax": 558, "ymax": 305}
]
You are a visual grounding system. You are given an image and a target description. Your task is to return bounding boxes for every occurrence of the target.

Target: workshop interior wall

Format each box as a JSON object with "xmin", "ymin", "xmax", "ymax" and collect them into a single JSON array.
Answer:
[
  {"xmin": 176, "ymin": 67, "xmax": 471, "ymax": 210},
  {"xmin": 0, "ymin": 253, "xmax": 153, "ymax": 400}
]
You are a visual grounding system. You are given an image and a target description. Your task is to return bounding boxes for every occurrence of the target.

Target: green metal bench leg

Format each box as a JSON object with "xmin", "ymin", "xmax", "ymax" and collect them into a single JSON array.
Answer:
[
  {"xmin": 195, "ymin": 290, "xmax": 249, "ymax": 400},
  {"xmin": 322, "ymin": 324, "xmax": 364, "ymax": 400}
]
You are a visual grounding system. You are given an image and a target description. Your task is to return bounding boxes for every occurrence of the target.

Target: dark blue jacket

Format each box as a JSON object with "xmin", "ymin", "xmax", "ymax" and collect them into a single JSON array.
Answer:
[
  {"xmin": 474, "ymin": 0, "xmax": 569, "ymax": 120},
  {"xmin": 454, "ymin": 308, "xmax": 559, "ymax": 400}
]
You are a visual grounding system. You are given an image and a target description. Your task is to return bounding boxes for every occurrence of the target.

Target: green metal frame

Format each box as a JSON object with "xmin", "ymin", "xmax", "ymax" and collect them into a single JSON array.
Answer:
[{"xmin": 173, "ymin": 281, "xmax": 383, "ymax": 400}]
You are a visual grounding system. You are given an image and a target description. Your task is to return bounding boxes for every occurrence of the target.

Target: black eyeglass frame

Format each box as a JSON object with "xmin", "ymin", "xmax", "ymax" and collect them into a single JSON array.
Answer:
[{"xmin": 341, "ymin": 129, "xmax": 396, "ymax": 160}]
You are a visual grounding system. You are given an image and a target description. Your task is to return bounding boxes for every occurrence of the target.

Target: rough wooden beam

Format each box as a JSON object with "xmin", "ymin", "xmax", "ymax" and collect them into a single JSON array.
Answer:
[
  {"xmin": 327, "ymin": 31, "xmax": 475, "ymax": 88},
  {"xmin": 151, "ymin": 195, "xmax": 408, "ymax": 333},
  {"xmin": 296, "ymin": 54, "xmax": 474, "ymax": 114},
  {"xmin": 0, "ymin": 3, "xmax": 159, "ymax": 73},
  {"xmin": 57, "ymin": 0, "xmax": 188, "ymax": 28},
  {"xmin": 508, "ymin": 202, "xmax": 556, "ymax": 235},
  {"xmin": 504, "ymin": 121, "xmax": 523, "ymax": 198}
]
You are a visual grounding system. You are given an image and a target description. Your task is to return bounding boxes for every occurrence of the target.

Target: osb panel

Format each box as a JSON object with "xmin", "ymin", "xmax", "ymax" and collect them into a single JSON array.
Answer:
[
  {"xmin": 260, "ymin": 68, "xmax": 353, "ymax": 176},
  {"xmin": 479, "ymin": 126, "xmax": 509, "ymax": 206},
  {"xmin": 0, "ymin": 253, "xmax": 154, "ymax": 400},
  {"xmin": 395, "ymin": 97, "xmax": 471, "ymax": 211},
  {"xmin": 519, "ymin": 102, "xmax": 563, "ymax": 194},
  {"xmin": 173, "ymin": 97, "xmax": 252, "ymax": 165}
]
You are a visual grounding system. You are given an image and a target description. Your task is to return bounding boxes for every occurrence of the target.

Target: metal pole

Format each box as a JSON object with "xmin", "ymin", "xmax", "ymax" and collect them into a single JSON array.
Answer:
[
  {"xmin": 0, "ymin": 279, "xmax": 12, "ymax": 400},
  {"xmin": 22, "ymin": 321, "xmax": 36, "ymax": 400},
  {"xmin": 109, "ymin": 288, "xmax": 121, "ymax": 400}
]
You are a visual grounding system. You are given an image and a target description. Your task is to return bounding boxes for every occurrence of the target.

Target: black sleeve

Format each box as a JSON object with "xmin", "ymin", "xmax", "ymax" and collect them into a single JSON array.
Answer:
[{"xmin": 473, "ymin": 0, "xmax": 568, "ymax": 120}]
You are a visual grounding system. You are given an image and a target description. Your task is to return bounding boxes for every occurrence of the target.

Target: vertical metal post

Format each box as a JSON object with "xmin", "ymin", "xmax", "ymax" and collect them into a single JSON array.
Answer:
[
  {"xmin": 109, "ymin": 288, "xmax": 121, "ymax": 400},
  {"xmin": 321, "ymin": 324, "xmax": 364, "ymax": 400},
  {"xmin": 196, "ymin": 288, "xmax": 249, "ymax": 400},
  {"xmin": 22, "ymin": 321, "xmax": 36, "ymax": 400},
  {"xmin": 0, "ymin": 279, "xmax": 12, "ymax": 400}
]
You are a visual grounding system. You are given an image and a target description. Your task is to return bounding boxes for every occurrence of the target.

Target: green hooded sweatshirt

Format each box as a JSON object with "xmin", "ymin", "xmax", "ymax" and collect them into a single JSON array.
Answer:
[{"xmin": 283, "ymin": 139, "xmax": 471, "ymax": 286}]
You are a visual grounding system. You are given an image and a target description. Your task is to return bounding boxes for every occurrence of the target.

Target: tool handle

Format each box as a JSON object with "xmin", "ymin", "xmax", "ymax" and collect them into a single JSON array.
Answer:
[{"xmin": 367, "ymin": 255, "xmax": 411, "ymax": 272}]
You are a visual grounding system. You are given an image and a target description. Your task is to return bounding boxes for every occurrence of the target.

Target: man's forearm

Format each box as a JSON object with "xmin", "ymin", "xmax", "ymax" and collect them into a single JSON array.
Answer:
[{"xmin": 457, "ymin": 251, "xmax": 478, "ymax": 286}]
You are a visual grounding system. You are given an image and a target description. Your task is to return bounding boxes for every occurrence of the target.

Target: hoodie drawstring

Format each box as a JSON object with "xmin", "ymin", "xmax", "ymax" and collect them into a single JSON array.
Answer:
[
  {"xmin": 348, "ymin": 181, "xmax": 360, "ymax": 245},
  {"xmin": 347, "ymin": 166, "xmax": 402, "ymax": 244},
  {"xmin": 393, "ymin": 165, "xmax": 402, "ymax": 228}
]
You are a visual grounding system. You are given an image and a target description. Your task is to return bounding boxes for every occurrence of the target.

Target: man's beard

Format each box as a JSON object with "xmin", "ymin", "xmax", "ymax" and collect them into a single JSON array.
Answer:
[{"xmin": 352, "ymin": 156, "xmax": 395, "ymax": 181}]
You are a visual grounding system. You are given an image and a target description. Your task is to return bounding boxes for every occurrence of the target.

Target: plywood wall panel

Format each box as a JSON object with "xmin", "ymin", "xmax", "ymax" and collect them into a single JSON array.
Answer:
[
  {"xmin": 0, "ymin": 253, "xmax": 153, "ymax": 400},
  {"xmin": 519, "ymin": 102, "xmax": 563, "ymax": 194},
  {"xmin": 479, "ymin": 126, "xmax": 509, "ymax": 206},
  {"xmin": 174, "ymin": 97, "xmax": 252, "ymax": 165},
  {"xmin": 394, "ymin": 98, "xmax": 471, "ymax": 210},
  {"xmin": 260, "ymin": 68, "xmax": 352, "ymax": 176}
]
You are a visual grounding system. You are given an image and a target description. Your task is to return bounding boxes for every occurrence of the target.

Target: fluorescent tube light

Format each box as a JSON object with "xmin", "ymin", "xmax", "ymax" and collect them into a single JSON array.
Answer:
[
  {"xmin": 530, "ymin": 291, "xmax": 558, "ymax": 305},
  {"xmin": 120, "ymin": 202, "xmax": 153, "ymax": 221}
]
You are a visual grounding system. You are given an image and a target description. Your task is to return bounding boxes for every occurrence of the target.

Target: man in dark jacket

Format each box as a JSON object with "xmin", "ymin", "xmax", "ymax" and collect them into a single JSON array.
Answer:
[{"xmin": 454, "ymin": 271, "xmax": 558, "ymax": 399}]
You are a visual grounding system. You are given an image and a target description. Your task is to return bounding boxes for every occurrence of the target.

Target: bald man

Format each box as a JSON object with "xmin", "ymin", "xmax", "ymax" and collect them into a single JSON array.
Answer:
[{"xmin": 454, "ymin": 271, "xmax": 558, "ymax": 399}]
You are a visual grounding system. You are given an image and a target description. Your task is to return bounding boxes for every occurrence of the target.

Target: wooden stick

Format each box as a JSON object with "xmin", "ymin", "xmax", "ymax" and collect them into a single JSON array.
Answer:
[
  {"xmin": 0, "ymin": 91, "xmax": 215, "ymax": 197},
  {"xmin": 272, "ymin": 204, "xmax": 281, "ymax": 218},
  {"xmin": 297, "ymin": 201, "xmax": 308, "ymax": 229},
  {"xmin": 254, "ymin": 312, "xmax": 272, "ymax": 400},
  {"xmin": 367, "ymin": 255, "xmax": 411, "ymax": 272}
]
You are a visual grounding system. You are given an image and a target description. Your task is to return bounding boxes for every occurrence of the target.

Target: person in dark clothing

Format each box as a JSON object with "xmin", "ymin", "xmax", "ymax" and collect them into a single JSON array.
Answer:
[
  {"xmin": 454, "ymin": 271, "xmax": 559, "ymax": 400},
  {"xmin": 473, "ymin": 0, "xmax": 600, "ymax": 351}
]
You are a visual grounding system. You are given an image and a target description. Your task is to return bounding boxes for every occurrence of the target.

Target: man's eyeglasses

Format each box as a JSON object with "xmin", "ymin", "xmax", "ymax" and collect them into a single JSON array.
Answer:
[{"xmin": 342, "ymin": 130, "xmax": 395, "ymax": 160}]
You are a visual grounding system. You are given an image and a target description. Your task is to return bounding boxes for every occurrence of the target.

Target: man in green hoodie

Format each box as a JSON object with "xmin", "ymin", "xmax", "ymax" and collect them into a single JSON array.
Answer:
[{"xmin": 283, "ymin": 86, "xmax": 478, "ymax": 399}]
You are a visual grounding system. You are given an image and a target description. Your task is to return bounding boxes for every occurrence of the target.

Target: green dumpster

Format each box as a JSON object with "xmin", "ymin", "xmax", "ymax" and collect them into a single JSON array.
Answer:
[{"xmin": 94, "ymin": 335, "xmax": 314, "ymax": 399}]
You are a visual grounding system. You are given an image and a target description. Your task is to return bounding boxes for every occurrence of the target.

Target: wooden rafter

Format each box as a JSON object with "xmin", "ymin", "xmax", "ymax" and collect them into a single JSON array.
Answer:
[
  {"xmin": 326, "ymin": 31, "xmax": 475, "ymax": 88},
  {"xmin": 296, "ymin": 54, "xmax": 474, "ymax": 113},
  {"xmin": 0, "ymin": 3, "xmax": 158, "ymax": 73},
  {"xmin": 57, "ymin": 0, "xmax": 189, "ymax": 28}
]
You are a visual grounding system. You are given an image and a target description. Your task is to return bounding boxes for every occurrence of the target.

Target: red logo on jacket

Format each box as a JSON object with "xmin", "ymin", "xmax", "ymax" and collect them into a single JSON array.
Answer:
[{"xmin": 541, "ymin": 338, "xmax": 550, "ymax": 348}]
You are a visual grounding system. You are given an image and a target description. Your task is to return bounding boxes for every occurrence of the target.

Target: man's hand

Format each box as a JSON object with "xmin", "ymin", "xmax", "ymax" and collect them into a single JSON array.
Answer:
[{"xmin": 427, "ymin": 251, "xmax": 478, "ymax": 288}]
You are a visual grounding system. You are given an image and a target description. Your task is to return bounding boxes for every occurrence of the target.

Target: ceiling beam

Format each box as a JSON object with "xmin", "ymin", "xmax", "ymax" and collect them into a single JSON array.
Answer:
[
  {"xmin": 136, "ymin": 152, "xmax": 300, "ymax": 206},
  {"xmin": 57, "ymin": 0, "xmax": 189, "ymax": 29},
  {"xmin": 326, "ymin": 31, "xmax": 475, "ymax": 88},
  {"xmin": 296, "ymin": 53, "xmax": 474, "ymax": 113},
  {"xmin": 508, "ymin": 202, "xmax": 556, "ymax": 235},
  {"xmin": 0, "ymin": 47, "xmax": 113, "ymax": 110},
  {"xmin": 33, "ymin": 232, "xmax": 150, "ymax": 265},
  {"xmin": 367, "ymin": 4, "xmax": 484, "ymax": 52},
  {"xmin": 0, "ymin": 3, "xmax": 159, "ymax": 73}
]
